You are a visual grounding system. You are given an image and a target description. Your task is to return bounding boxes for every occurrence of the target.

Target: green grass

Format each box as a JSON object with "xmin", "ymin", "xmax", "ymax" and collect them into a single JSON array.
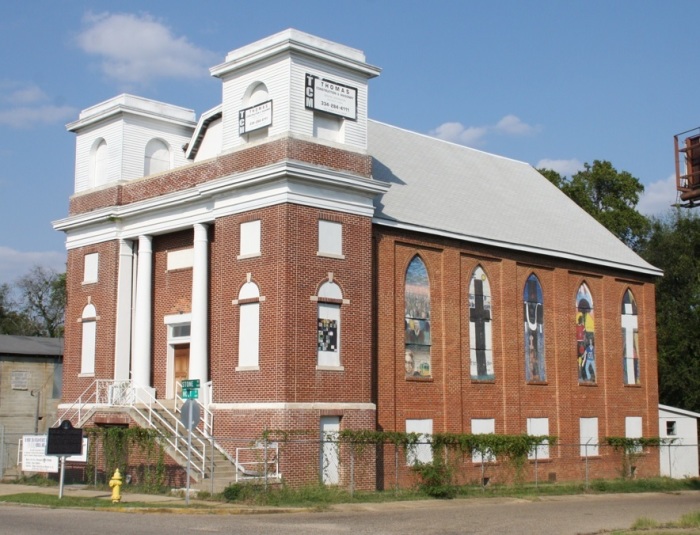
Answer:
[
  {"xmin": 2, "ymin": 476, "xmax": 699, "ymax": 511},
  {"xmin": 212, "ymin": 477, "xmax": 700, "ymax": 507}
]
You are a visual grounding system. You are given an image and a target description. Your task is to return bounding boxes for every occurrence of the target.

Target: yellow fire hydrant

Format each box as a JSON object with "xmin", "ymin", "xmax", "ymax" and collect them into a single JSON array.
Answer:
[{"xmin": 109, "ymin": 468, "xmax": 122, "ymax": 503}]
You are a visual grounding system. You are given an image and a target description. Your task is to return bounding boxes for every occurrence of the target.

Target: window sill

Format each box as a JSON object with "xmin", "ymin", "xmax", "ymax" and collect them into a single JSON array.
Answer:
[
  {"xmin": 528, "ymin": 458, "xmax": 552, "ymax": 463},
  {"xmin": 237, "ymin": 252, "xmax": 261, "ymax": 260},
  {"xmin": 78, "ymin": 373, "xmax": 95, "ymax": 378},
  {"xmin": 623, "ymin": 383, "xmax": 643, "ymax": 388},
  {"xmin": 235, "ymin": 366, "xmax": 260, "ymax": 372},
  {"xmin": 81, "ymin": 280, "xmax": 98, "ymax": 285},
  {"xmin": 316, "ymin": 252, "xmax": 345, "ymax": 260},
  {"xmin": 406, "ymin": 376, "xmax": 433, "ymax": 382},
  {"xmin": 579, "ymin": 381, "xmax": 598, "ymax": 387},
  {"xmin": 527, "ymin": 381, "xmax": 548, "ymax": 386},
  {"xmin": 316, "ymin": 365, "xmax": 344, "ymax": 371},
  {"xmin": 471, "ymin": 378, "xmax": 496, "ymax": 384}
]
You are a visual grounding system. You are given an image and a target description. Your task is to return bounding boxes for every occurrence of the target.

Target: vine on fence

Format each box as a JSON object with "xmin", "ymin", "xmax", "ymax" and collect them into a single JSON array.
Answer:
[
  {"xmin": 84, "ymin": 427, "xmax": 166, "ymax": 492},
  {"xmin": 258, "ymin": 428, "xmax": 555, "ymax": 493},
  {"xmin": 604, "ymin": 436, "xmax": 668, "ymax": 479}
]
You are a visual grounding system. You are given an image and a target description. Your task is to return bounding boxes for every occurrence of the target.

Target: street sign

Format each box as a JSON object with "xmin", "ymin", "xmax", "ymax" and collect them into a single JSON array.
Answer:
[
  {"xmin": 180, "ymin": 399, "xmax": 201, "ymax": 431},
  {"xmin": 181, "ymin": 379, "xmax": 200, "ymax": 389},
  {"xmin": 182, "ymin": 388, "xmax": 199, "ymax": 399}
]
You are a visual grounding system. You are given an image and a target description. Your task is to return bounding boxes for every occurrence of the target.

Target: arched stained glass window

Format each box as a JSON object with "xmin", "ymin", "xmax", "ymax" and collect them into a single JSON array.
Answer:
[
  {"xmin": 469, "ymin": 266, "xmax": 494, "ymax": 380},
  {"xmin": 523, "ymin": 274, "xmax": 545, "ymax": 382},
  {"xmin": 576, "ymin": 283, "xmax": 596, "ymax": 383},
  {"xmin": 81, "ymin": 303, "xmax": 97, "ymax": 375},
  {"xmin": 237, "ymin": 281, "xmax": 260, "ymax": 369},
  {"xmin": 405, "ymin": 256, "xmax": 431, "ymax": 378},
  {"xmin": 621, "ymin": 289, "xmax": 640, "ymax": 385}
]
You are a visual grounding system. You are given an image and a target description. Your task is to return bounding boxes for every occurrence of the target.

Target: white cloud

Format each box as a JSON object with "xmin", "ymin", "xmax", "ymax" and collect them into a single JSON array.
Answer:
[
  {"xmin": 0, "ymin": 83, "xmax": 47, "ymax": 105},
  {"xmin": 0, "ymin": 82, "xmax": 76, "ymax": 128},
  {"xmin": 0, "ymin": 105, "xmax": 76, "ymax": 128},
  {"xmin": 429, "ymin": 122, "xmax": 488, "ymax": 145},
  {"xmin": 429, "ymin": 115, "xmax": 537, "ymax": 147},
  {"xmin": 495, "ymin": 114, "xmax": 536, "ymax": 135},
  {"xmin": 77, "ymin": 12, "xmax": 217, "ymax": 85},
  {"xmin": 0, "ymin": 247, "xmax": 66, "ymax": 286},
  {"xmin": 638, "ymin": 174, "xmax": 677, "ymax": 217},
  {"xmin": 535, "ymin": 158, "xmax": 584, "ymax": 176}
]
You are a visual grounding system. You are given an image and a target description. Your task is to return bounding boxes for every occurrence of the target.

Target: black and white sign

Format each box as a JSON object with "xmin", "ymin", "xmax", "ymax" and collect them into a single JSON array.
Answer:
[
  {"xmin": 239, "ymin": 100, "xmax": 272, "ymax": 134},
  {"xmin": 305, "ymin": 74, "xmax": 357, "ymax": 120}
]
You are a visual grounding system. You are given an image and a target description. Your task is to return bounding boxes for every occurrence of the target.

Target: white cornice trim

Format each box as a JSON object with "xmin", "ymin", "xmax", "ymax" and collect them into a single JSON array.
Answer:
[
  {"xmin": 211, "ymin": 39, "xmax": 380, "ymax": 79},
  {"xmin": 67, "ymin": 103, "xmax": 197, "ymax": 132},
  {"xmin": 373, "ymin": 217, "xmax": 663, "ymax": 278},
  {"xmin": 53, "ymin": 161, "xmax": 389, "ymax": 249},
  {"xmin": 209, "ymin": 402, "xmax": 376, "ymax": 411}
]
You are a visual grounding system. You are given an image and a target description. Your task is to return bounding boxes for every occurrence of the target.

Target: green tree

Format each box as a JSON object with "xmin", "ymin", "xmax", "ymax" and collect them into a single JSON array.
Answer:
[
  {"xmin": 15, "ymin": 266, "xmax": 66, "ymax": 337},
  {"xmin": 639, "ymin": 211, "xmax": 700, "ymax": 412},
  {"xmin": 538, "ymin": 160, "xmax": 650, "ymax": 250},
  {"xmin": 0, "ymin": 283, "xmax": 36, "ymax": 335}
]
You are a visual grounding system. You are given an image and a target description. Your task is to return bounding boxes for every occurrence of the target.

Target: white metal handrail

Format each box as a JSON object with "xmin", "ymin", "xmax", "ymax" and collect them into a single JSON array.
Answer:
[
  {"xmin": 56, "ymin": 379, "xmax": 208, "ymax": 478},
  {"xmin": 235, "ymin": 442, "xmax": 279, "ymax": 481},
  {"xmin": 129, "ymin": 386, "xmax": 207, "ymax": 478}
]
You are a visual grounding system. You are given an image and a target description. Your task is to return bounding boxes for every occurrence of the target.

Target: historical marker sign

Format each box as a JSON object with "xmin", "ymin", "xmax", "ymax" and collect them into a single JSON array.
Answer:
[{"xmin": 46, "ymin": 421, "xmax": 83, "ymax": 456}]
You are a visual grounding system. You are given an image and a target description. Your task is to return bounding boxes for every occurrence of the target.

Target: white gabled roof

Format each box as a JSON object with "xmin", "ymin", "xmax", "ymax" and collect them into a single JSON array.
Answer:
[
  {"xmin": 659, "ymin": 404, "xmax": 700, "ymax": 419},
  {"xmin": 369, "ymin": 120, "xmax": 661, "ymax": 277}
]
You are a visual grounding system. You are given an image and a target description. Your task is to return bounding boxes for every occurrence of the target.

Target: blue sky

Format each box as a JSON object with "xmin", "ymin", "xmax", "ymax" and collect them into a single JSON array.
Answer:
[{"xmin": 1, "ymin": 1, "xmax": 697, "ymax": 285}]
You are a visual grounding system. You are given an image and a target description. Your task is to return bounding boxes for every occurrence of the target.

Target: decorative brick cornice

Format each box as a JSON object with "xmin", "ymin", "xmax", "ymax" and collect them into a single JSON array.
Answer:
[{"xmin": 69, "ymin": 138, "xmax": 372, "ymax": 215}]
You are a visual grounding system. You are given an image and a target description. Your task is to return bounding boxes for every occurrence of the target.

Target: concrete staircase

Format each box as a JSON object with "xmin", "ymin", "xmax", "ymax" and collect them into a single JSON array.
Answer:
[{"xmin": 56, "ymin": 380, "xmax": 280, "ymax": 493}]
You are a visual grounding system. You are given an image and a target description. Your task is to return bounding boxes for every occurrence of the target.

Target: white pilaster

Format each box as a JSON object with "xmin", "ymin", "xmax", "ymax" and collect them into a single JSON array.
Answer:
[
  {"xmin": 114, "ymin": 239, "xmax": 134, "ymax": 380},
  {"xmin": 191, "ymin": 223, "xmax": 210, "ymax": 403},
  {"xmin": 132, "ymin": 235, "xmax": 153, "ymax": 390}
]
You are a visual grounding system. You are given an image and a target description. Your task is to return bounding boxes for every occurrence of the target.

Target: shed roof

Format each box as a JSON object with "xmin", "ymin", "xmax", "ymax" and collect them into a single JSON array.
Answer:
[
  {"xmin": 0, "ymin": 335, "xmax": 63, "ymax": 357},
  {"xmin": 369, "ymin": 120, "xmax": 661, "ymax": 277}
]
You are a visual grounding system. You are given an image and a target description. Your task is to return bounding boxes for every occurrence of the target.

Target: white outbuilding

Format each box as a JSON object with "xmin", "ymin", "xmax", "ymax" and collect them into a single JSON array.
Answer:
[{"xmin": 659, "ymin": 404, "xmax": 700, "ymax": 478}]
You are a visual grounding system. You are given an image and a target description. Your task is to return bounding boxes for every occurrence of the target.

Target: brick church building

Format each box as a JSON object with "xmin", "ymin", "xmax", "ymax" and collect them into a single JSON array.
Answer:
[{"xmin": 54, "ymin": 30, "xmax": 662, "ymax": 489}]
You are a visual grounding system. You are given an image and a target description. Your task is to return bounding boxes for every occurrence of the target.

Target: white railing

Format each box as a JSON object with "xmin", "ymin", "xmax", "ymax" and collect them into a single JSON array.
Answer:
[
  {"xmin": 56, "ymin": 379, "xmax": 209, "ymax": 478},
  {"xmin": 235, "ymin": 442, "xmax": 280, "ymax": 481},
  {"xmin": 128, "ymin": 385, "xmax": 208, "ymax": 478}
]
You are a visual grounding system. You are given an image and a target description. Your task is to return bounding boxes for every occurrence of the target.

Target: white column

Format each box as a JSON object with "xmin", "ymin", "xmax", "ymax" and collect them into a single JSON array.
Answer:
[
  {"xmin": 191, "ymin": 223, "xmax": 210, "ymax": 404},
  {"xmin": 114, "ymin": 239, "xmax": 134, "ymax": 381},
  {"xmin": 132, "ymin": 235, "xmax": 153, "ymax": 391}
]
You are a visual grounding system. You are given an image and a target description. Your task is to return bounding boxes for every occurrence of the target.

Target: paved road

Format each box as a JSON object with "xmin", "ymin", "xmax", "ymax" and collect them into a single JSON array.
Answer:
[{"xmin": 0, "ymin": 491, "xmax": 699, "ymax": 534}]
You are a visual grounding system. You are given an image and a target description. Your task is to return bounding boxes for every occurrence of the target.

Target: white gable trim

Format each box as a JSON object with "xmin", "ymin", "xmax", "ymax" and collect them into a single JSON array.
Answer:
[{"xmin": 373, "ymin": 217, "xmax": 663, "ymax": 277}]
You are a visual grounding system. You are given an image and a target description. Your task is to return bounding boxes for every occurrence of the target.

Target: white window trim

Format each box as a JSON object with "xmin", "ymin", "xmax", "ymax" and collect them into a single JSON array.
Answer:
[
  {"xmin": 406, "ymin": 419, "xmax": 433, "ymax": 465},
  {"xmin": 471, "ymin": 418, "xmax": 496, "ymax": 464},
  {"xmin": 238, "ymin": 220, "xmax": 261, "ymax": 259},
  {"xmin": 580, "ymin": 417, "xmax": 600, "ymax": 457},
  {"xmin": 527, "ymin": 417, "xmax": 550, "ymax": 460},
  {"xmin": 83, "ymin": 253, "xmax": 99, "ymax": 284},
  {"xmin": 317, "ymin": 220, "xmax": 345, "ymax": 259}
]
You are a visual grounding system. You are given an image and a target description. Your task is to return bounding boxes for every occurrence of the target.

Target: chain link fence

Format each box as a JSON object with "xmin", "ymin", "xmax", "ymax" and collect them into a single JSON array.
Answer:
[{"xmin": 3, "ymin": 430, "xmax": 698, "ymax": 495}]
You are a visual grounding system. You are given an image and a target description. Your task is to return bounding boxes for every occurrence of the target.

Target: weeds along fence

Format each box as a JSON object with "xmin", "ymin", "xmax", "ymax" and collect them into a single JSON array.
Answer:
[{"xmin": 3, "ymin": 428, "xmax": 696, "ymax": 494}]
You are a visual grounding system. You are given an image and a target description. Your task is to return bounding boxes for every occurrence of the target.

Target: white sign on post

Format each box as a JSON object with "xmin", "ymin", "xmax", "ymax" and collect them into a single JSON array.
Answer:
[
  {"xmin": 21, "ymin": 435, "xmax": 89, "ymax": 472},
  {"xmin": 22, "ymin": 435, "xmax": 58, "ymax": 472}
]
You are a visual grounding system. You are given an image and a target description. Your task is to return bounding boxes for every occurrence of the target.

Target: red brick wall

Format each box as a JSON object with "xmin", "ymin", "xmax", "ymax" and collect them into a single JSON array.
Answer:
[
  {"xmin": 151, "ymin": 229, "xmax": 196, "ymax": 396},
  {"xmin": 211, "ymin": 407, "xmax": 376, "ymax": 489},
  {"xmin": 209, "ymin": 204, "xmax": 373, "ymax": 404},
  {"xmin": 69, "ymin": 138, "xmax": 372, "ymax": 215},
  {"xmin": 374, "ymin": 226, "xmax": 660, "ymax": 487},
  {"xmin": 62, "ymin": 241, "xmax": 120, "ymax": 403}
]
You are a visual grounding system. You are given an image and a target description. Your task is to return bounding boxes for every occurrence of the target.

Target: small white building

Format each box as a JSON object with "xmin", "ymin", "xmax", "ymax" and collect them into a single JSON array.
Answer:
[{"xmin": 659, "ymin": 404, "xmax": 700, "ymax": 478}]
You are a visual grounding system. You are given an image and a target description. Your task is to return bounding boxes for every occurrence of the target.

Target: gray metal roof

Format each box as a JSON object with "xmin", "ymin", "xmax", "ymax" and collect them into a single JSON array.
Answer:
[
  {"xmin": 0, "ymin": 335, "xmax": 63, "ymax": 357},
  {"xmin": 369, "ymin": 120, "xmax": 661, "ymax": 277}
]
